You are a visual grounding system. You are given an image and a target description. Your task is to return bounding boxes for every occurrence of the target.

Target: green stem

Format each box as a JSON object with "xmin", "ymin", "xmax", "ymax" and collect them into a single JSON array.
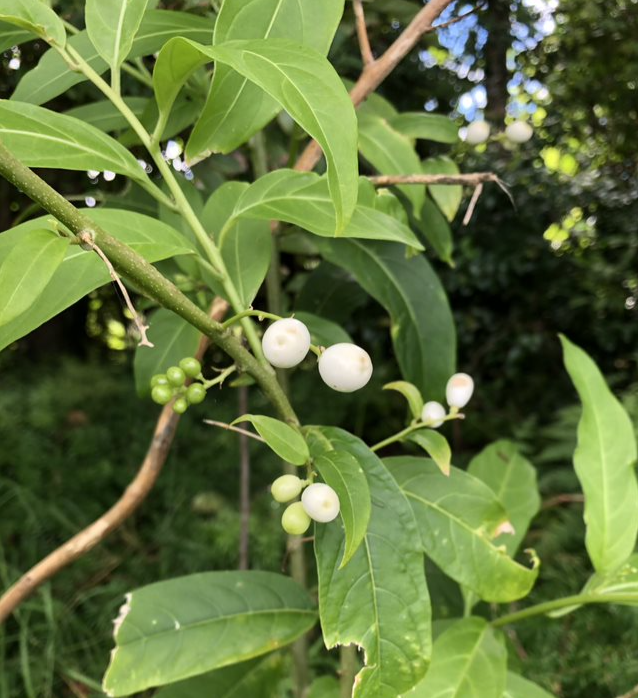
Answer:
[
  {"xmin": 370, "ymin": 413, "xmax": 464, "ymax": 452},
  {"xmin": 0, "ymin": 139, "xmax": 297, "ymax": 426},
  {"xmin": 200, "ymin": 365, "xmax": 236, "ymax": 389},
  {"xmin": 340, "ymin": 646, "xmax": 358, "ymax": 698},
  {"xmin": 492, "ymin": 593, "xmax": 638, "ymax": 628},
  {"xmin": 59, "ymin": 44, "xmax": 265, "ymax": 361},
  {"xmin": 222, "ymin": 309, "xmax": 283, "ymax": 329}
]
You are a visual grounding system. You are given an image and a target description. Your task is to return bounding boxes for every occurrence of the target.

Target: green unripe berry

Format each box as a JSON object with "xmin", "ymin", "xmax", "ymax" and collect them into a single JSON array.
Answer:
[
  {"xmin": 179, "ymin": 357, "xmax": 202, "ymax": 378},
  {"xmin": 186, "ymin": 383, "xmax": 206, "ymax": 405},
  {"xmin": 151, "ymin": 384, "xmax": 173, "ymax": 405},
  {"xmin": 271, "ymin": 475, "xmax": 303, "ymax": 503},
  {"xmin": 173, "ymin": 397, "xmax": 188, "ymax": 414},
  {"xmin": 281, "ymin": 502, "xmax": 311, "ymax": 535},
  {"xmin": 166, "ymin": 366, "xmax": 186, "ymax": 387},
  {"xmin": 151, "ymin": 374, "xmax": 169, "ymax": 388}
]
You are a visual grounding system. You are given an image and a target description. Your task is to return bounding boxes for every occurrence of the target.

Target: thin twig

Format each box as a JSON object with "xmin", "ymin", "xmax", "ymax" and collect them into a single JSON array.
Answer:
[
  {"xmin": 542, "ymin": 493, "xmax": 585, "ymax": 510},
  {"xmin": 0, "ymin": 300, "xmax": 229, "ymax": 624},
  {"xmin": 294, "ymin": 0, "xmax": 458, "ymax": 172},
  {"xmin": 79, "ymin": 232, "xmax": 153, "ymax": 347},
  {"xmin": 238, "ymin": 386, "xmax": 251, "ymax": 571},
  {"xmin": 615, "ymin": 683, "xmax": 638, "ymax": 698},
  {"xmin": 430, "ymin": 1, "xmax": 487, "ymax": 32},
  {"xmin": 203, "ymin": 420, "xmax": 266, "ymax": 443},
  {"xmin": 463, "ymin": 182, "xmax": 484, "ymax": 225},
  {"xmin": 368, "ymin": 172, "xmax": 500, "ymax": 186},
  {"xmin": 353, "ymin": 0, "xmax": 374, "ymax": 66}
]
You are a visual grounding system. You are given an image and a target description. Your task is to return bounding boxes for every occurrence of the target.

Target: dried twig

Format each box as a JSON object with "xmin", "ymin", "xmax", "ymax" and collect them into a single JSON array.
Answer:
[
  {"xmin": 294, "ymin": 0, "xmax": 458, "ymax": 173},
  {"xmin": 0, "ymin": 300, "xmax": 230, "ymax": 624},
  {"xmin": 79, "ymin": 231, "xmax": 153, "ymax": 347},
  {"xmin": 368, "ymin": 172, "xmax": 500, "ymax": 186},
  {"xmin": 542, "ymin": 493, "xmax": 585, "ymax": 510},
  {"xmin": 203, "ymin": 420, "xmax": 266, "ymax": 443},
  {"xmin": 353, "ymin": 0, "xmax": 374, "ymax": 66},
  {"xmin": 430, "ymin": 0, "xmax": 487, "ymax": 32},
  {"xmin": 463, "ymin": 182, "xmax": 484, "ymax": 225}
]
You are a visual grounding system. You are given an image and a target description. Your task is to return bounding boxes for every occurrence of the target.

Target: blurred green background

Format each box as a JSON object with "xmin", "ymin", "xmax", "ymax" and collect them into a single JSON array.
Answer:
[{"xmin": 1, "ymin": 0, "xmax": 638, "ymax": 696}]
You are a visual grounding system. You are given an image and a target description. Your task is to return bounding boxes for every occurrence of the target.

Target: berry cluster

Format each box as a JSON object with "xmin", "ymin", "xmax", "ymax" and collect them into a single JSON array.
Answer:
[
  {"xmin": 271, "ymin": 475, "xmax": 340, "ymax": 535},
  {"xmin": 421, "ymin": 372, "xmax": 475, "ymax": 427},
  {"xmin": 464, "ymin": 119, "xmax": 533, "ymax": 145},
  {"xmin": 261, "ymin": 318, "xmax": 373, "ymax": 393},
  {"xmin": 150, "ymin": 357, "xmax": 207, "ymax": 414}
]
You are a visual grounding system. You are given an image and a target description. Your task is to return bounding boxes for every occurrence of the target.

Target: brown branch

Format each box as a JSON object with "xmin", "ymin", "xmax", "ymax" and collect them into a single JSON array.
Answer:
[
  {"xmin": 432, "ymin": 1, "xmax": 487, "ymax": 31},
  {"xmin": 616, "ymin": 683, "xmax": 638, "ymax": 698},
  {"xmin": 294, "ymin": 0, "xmax": 458, "ymax": 173},
  {"xmin": 352, "ymin": 0, "xmax": 374, "ymax": 66},
  {"xmin": 0, "ymin": 299, "xmax": 230, "ymax": 625},
  {"xmin": 542, "ymin": 493, "xmax": 585, "ymax": 510},
  {"xmin": 368, "ymin": 172, "xmax": 500, "ymax": 186}
]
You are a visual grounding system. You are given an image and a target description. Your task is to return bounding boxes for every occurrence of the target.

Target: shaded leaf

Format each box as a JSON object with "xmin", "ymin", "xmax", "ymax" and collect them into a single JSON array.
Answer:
[
  {"xmin": 389, "ymin": 456, "xmax": 539, "ymax": 602},
  {"xmin": 188, "ymin": 0, "xmax": 345, "ymax": 157},
  {"xmin": 422, "ymin": 156, "xmax": 462, "ymax": 221},
  {"xmin": 307, "ymin": 427, "xmax": 431, "ymax": 698},
  {"xmin": 407, "ymin": 430, "xmax": 452, "ymax": 477},
  {"xmin": 383, "ymin": 380, "xmax": 424, "ymax": 421},
  {"xmin": 0, "ymin": 21, "xmax": 33, "ymax": 52},
  {"xmin": 313, "ymin": 449, "xmax": 371, "ymax": 568},
  {"xmin": 505, "ymin": 672, "xmax": 557, "ymax": 698},
  {"xmin": 0, "ymin": 0, "xmax": 65, "ymax": 47},
  {"xmin": 65, "ymin": 97, "xmax": 149, "ymax": 133},
  {"xmin": 560, "ymin": 335, "xmax": 638, "ymax": 573},
  {"xmin": 318, "ymin": 239, "xmax": 456, "ymax": 400},
  {"xmin": 468, "ymin": 440, "xmax": 541, "ymax": 555},
  {"xmin": 407, "ymin": 617, "xmax": 506, "ymax": 698},
  {"xmin": 419, "ymin": 196, "xmax": 453, "ymax": 265},
  {"xmin": 233, "ymin": 415, "xmax": 309, "ymax": 465},
  {"xmin": 102, "ymin": 571, "xmax": 316, "ymax": 696},
  {"xmin": 292, "ymin": 311, "xmax": 352, "ymax": 347},
  {"xmin": 0, "ymin": 229, "xmax": 69, "ymax": 326},
  {"xmin": 390, "ymin": 112, "xmax": 458, "ymax": 144}
]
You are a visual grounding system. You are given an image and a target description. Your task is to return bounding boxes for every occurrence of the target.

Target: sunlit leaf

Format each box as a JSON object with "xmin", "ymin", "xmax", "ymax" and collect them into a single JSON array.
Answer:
[
  {"xmin": 233, "ymin": 414, "xmax": 309, "ymax": 465},
  {"xmin": 0, "ymin": 0, "xmax": 65, "ymax": 47},
  {"xmin": 383, "ymin": 380, "xmax": 424, "ymax": 421}
]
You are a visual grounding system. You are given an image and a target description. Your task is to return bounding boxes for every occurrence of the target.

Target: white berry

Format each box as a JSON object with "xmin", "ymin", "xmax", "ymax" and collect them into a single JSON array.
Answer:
[
  {"xmin": 446, "ymin": 372, "xmax": 474, "ymax": 409},
  {"xmin": 421, "ymin": 401, "xmax": 446, "ymax": 428},
  {"xmin": 318, "ymin": 343, "xmax": 373, "ymax": 393},
  {"xmin": 301, "ymin": 483, "xmax": 340, "ymax": 523},
  {"xmin": 505, "ymin": 121, "xmax": 533, "ymax": 144},
  {"xmin": 271, "ymin": 475, "xmax": 303, "ymax": 503},
  {"xmin": 262, "ymin": 318, "xmax": 311, "ymax": 369},
  {"xmin": 464, "ymin": 120, "xmax": 491, "ymax": 145}
]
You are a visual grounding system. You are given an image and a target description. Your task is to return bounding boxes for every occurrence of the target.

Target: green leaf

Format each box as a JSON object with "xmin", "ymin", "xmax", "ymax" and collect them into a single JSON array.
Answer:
[
  {"xmin": 390, "ymin": 112, "xmax": 458, "ymax": 144},
  {"xmin": 505, "ymin": 672, "xmax": 556, "ymax": 698},
  {"xmin": 389, "ymin": 456, "xmax": 539, "ymax": 602},
  {"xmin": 313, "ymin": 450, "xmax": 371, "ymax": 568},
  {"xmin": 317, "ymin": 240, "xmax": 456, "ymax": 400},
  {"xmin": 560, "ymin": 335, "xmax": 638, "ymax": 573},
  {"xmin": 233, "ymin": 415, "xmax": 309, "ymax": 465},
  {"xmin": 102, "ymin": 571, "xmax": 316, "ymax": 697},
  {"xmin": 291, "ymin": 311, "xmax": 352, "ymax": 347},
  {"xmin": 419, "ymin": 196, "xmax": 454, "ymax": 265},
  {"xmin": 134, "ymin": 309, "xmax": 202, "ymax": 397},
  {"xmin": 201, "ymin": 181, "xmax": 272, "ymax": 307},
  {"xmin": 86, "ymin": 0, "xmax": 150, "ymax": 73},
  {"xmin": 153, "ymin": 38, "xmax": 358, "ymax": 231},
  {"xmin": 0, "ymin": 0, "xmax": 65, "ymax": 47},
  {"xmin": 65, "ymin": 98, "xmax": 149, "ymax": 133},
  {"xmin": 188, "ymin": 0, "xmax": 345, "ymax": 158},
  {"xmin": 0, "ymin": 100, "xmax": 148, "ymax": 183},
  {"xmin": 0, "ymin": 229, "xmax": 69, "ymax": 326},
  {"xmin": 468, "ymin": 440, "xmax": 541, "ymax": 555},
  {"xmin": 408, "ymin": 618, "xmax": 507, "ymax": 698},
  {"xmin": 308, "ymin": 676, "xmax": 341, "ymax": 698},
  {"xmin": 0, "ymin": 210, "xmax": 193, "ymax": 350},
  {"xmin": 383, "ymin": 380, "xmax": 424, "ymax": 421},
  {"xmin": 12, "ymin": 11, "xmax": 213, "ymax": 105},
  {"xmin": 154, "ymin": 655, "xmax": 285, "ymax": 698},
  {"xmin": 581, "ymin": 552, "xmax": 638, "ymax": 604},
  {"xmin": 0, "ymin": 21, "xmax": 33, "ymax": 53},
  {"xmin": 358, "ymin": 112, "xmax": 424, "ymax": 214},
  {"xmin": 307, "ymin": 427, "xmax": 431, "ymax": 698},
  {"xmin": 422, "ymin": 156, "xmax": 462, "ymax": 222},
  {"xmin": 231, "ymin": 170, "xmax": 421, "ymax": 247},
  {"xmin": 407, "ymin": 430, "xmax": 452, "ymax": 477}
]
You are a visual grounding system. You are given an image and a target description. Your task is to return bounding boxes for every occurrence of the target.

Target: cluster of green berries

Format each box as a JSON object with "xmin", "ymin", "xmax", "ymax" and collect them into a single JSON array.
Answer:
[
  {"xmin": 150, "ymin": 357, "xmax": 207, "ymax": 414},
  {"xmin": 270, "ymin": 474, "xmax": 340, "ymax": 535}
]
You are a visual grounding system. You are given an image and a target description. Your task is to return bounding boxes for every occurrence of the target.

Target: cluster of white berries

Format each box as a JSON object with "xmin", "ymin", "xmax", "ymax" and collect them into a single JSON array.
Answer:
[
  {"xmin": 261, "ymin": 318, "xmax": 373, "ymax": 393},
  {"xmin": 463, "ymin": 120, "xmax": 534, "ymax": 146},
  {"xmin": 272, "ymin": 476, "xmax": 340, "ymax": 535},
  {"xmin": 420, "ymin": 372, "xmax": 475, "ymax": 427}
]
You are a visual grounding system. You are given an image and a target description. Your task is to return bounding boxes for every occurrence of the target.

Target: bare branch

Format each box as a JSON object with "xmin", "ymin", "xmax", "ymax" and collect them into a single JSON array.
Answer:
[
  {"xmin": 294, "ymin": 0, "xmax": 457, "ymax": 172},
  {"xmin": 368, "ymin": 172, "xmax": 500, "ymax": 186},
  {"xmin": 542, "ymin": 493, "xmax": 585, "ymax": 510},
  {"xmin": 353, "ymin": 0, "xmax": 374, "ymax": 66},
  {"xmin": 463, "ymin": 182, "xmax": 484, "ymax": 225},
  {"xmin": 0, "ymin": 300, "xmax": 230, "ymax": 625},
  {"xmin": 79, "ymin": 231, "xmax": 153, "ymax": 347},
  {"xmin": 431, "ymin": 1, "xmax": 487, "ymax": 32},
  {"xmin": 203, "ymin": 420, "xmax": 266, "ymax": 443}
]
